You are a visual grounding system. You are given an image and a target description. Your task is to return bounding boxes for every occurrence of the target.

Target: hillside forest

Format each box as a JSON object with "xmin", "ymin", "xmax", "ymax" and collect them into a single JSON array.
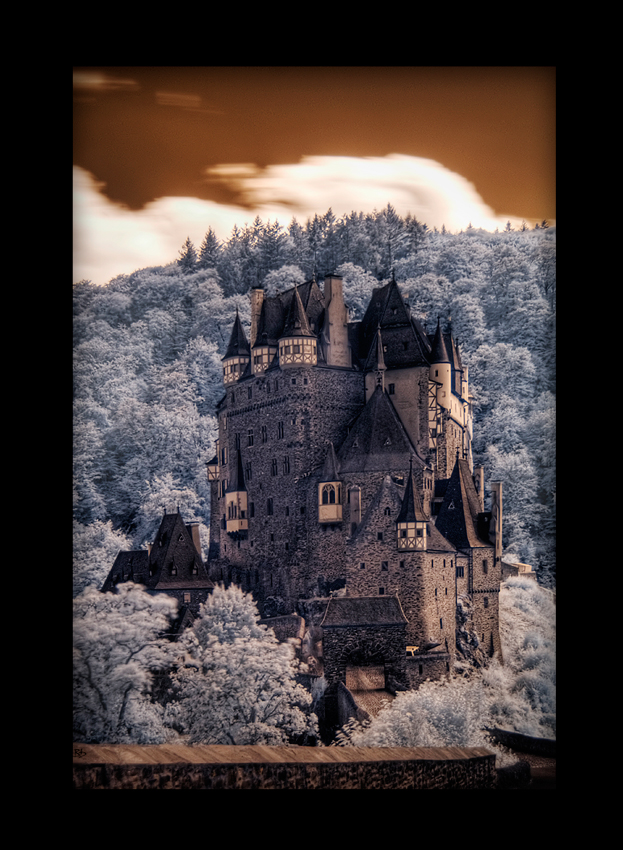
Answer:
[{"xmin": 73, "ymin": 206, "xmax": 556, "ymax": 596}]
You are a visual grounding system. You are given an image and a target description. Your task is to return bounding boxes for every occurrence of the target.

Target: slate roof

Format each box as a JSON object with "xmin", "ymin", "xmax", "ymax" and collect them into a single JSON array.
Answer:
[
  {"xmin": 358, "ymin": 279, "xmax": 432, "ymax": 370},
  {"xmin": 430, "ymin": 318, "xmax": 450, "ymax": 364},
  {"xmin": 396, "ymin": 465, "xmax": 428, "ymax": 524},
  {"xmin": 226, "ymin": 450, "xmax": 247, "ymax": 493},
  {"xmin": 320, "ymin": 442, "xmax": 340, "ymax": 482},
  {"xmin": 321, "ymin": 596, "xmax": 408, "ymax": 627},
  {"xmin": 337, "ymin": 384, "xmax": 426, "ymax": 473},
  {"xmin": 101, "ymin": 512, "xmax": 213, "ymax": 594},
  {"xmin": 434, "ymin": 458, "xmax": 491, "ymax": 551},
  {"xmin": 282, "ymin": 284, "xmax": 315, "ymax": 338},
  {"xmin": 251, "ymin": 280, "xmax": 325, "ymax": 348},
  {"xmin": 222, "ymin": 310, "xmax": 250, "ymax": 360}
]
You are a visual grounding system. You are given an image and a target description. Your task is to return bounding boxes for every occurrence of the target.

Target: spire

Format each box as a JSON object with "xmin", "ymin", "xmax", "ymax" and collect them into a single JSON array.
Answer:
[
  {"xmin": 430, "ymin": 316, "xmax": 450, "ymax": 364},
  {"xmin": 396, "ymin": 458, "xmax": 428, "ymax": 524},
  {"xmin": 223, "ymin": 308, "xmax": 250, "ymax": 360},
  {"xmin": 282, "ymin": 285, "xmax": 314, "ymax": 338},
  {"xmin": 320, "ymin": 441, "xmax": 340, "ymax": 482},
  {"xmin": 226, "ymin": 449, "xmax": 247, "ymax": 493}
]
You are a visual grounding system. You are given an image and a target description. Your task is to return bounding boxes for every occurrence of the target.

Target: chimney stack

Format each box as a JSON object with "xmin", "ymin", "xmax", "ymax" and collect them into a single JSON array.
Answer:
[{"xmin": 250, "ymin": 287, "xmax": 265, "ymax": 348}]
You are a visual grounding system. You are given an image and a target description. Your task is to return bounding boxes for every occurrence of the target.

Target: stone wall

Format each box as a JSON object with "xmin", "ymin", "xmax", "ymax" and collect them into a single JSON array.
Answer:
[{"xmin": 73, "ymin": 743, "xmax": 497, "ymax": 789}]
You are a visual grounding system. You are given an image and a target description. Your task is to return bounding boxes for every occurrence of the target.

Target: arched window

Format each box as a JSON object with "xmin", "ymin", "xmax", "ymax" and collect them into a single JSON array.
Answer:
[{"xmin": 322, "ymin": 484, "xmax": 336, "ymax": 505}]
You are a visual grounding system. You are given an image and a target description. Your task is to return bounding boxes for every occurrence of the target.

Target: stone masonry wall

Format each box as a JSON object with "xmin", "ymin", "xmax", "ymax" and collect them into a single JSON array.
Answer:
[{"xmin": 73, "ymin": 744, "xmax": 497, "ymax": 789}]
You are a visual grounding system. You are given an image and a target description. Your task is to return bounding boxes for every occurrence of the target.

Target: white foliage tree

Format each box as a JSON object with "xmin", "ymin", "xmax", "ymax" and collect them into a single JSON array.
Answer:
[
  {"xmin": 167, "ymin": 585, "xmax": 318, "ymax": 745},
  {"xmin": 73, "ymin": 518, "xmax": 131, "ymax": 597},
  {"xmin": 73, "ymin": 583, "xmax": 179, "ymax": 744}
]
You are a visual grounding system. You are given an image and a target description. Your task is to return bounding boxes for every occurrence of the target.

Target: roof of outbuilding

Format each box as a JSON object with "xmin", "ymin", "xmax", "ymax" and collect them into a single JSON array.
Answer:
[{"xmin": 321, "ymin": 595, "xmax": 408, "ymax": 627}]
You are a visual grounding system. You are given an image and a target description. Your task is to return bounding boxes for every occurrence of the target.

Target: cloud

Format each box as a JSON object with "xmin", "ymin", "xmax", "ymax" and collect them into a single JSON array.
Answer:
[
  {"xmin": 73, "ymin": 155, "xmax": 527, "ymax": 286},
  {"xmin": 73, "ymin": 70, "xmax": 140, "ymax": 93}
]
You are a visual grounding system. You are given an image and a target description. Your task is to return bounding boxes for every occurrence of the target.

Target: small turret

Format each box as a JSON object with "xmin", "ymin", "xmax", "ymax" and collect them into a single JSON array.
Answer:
[
  {"xmin": 429, "ymin": 317, "xmax": 451, "ymax": 410},
  {"xmin": 318, "ymin": 442, "xmax": 342, "ymax": 524},
  {"xmin": 396, "ymin": 459, "xmax": 428, "ymax": 550},
  {"xmin": 225, "ymin": 450, "xmax": 248, "ymax": 537},
  {"xmin": 222, "ymin": 309, "xmax": 250, "ymax": 385},
  {"xmin": 278, "ymin": 286, "xmax": 317, "ymax": 367}
]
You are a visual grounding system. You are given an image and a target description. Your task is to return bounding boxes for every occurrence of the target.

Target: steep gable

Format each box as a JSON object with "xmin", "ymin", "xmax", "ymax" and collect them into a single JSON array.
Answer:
[
  {"xmin": 434, "ymin": 458, "xmax": 491, "ymax": 551},
  {"xmin": 337, "ymin": 385, "xmax": 425, "ymax": 473}
]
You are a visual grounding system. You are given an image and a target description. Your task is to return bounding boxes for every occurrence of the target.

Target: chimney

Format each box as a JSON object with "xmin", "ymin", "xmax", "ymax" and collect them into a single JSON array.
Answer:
[
  {"xmin": 186, "ymin": 522, "xmax": 202, "ymax": 557},
  {"xmin": 250, "ymin": 287, "xmax": 264, "ymax": 348}
]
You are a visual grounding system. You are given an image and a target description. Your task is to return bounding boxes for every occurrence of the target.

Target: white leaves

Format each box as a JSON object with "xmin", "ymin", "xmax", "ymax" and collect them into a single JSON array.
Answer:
[
  {"xmin": 73, "ymin": 583, "xmax": 178, "ymax": 744},
  {"xmin": 169, "ymin": 585, "xmax": 318, "ymax": 745}
]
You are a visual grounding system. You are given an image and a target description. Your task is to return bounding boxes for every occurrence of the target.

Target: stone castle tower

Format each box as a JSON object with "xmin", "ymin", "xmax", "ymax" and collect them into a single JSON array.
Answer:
[{"xmin": 207, "ymin": 274, "xmax": 503, "ymax": 687}]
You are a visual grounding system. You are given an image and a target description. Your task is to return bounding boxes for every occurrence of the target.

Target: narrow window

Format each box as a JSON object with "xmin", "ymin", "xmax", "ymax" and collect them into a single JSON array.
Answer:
[
  {"xmin": 381, "ymin": 561, "xmax": 388, "ymax": 571},
  {"xmin": 377, "ymin": 532, "xmax": 383, "ymax": 541},
  {"xmin": 183, "ymin": 592, "xmax": 191, "ymax": 604},
  {"xmin": 247, "ymin": 429, "xmax": 254, "ymax": 446},
  {"xmin": 483, "ymin": 559, "xmax": 488, "ymax": 574},
  {"xmin": 384, "ymin": 507, "xmax": 391, "ymax": 516},
  {"xmin": 261, "ymin": 425, "xmax": 267, "ymax": 443},
  {"xmin": 389, "ymin": 383, "xmax": 395, "ymax": 395},
  {"xmin": 272, "ymin": 459, "xmax": 278, "ymax": 476},
  {"xmin": 278, "ymin": 422, "xmax": 284, "ymax": 439},
  {"xmin": 379, "ymin": 587, "xmax": 385, "ymax": 595},
  {"xmin": 250, "ymin": 502, "xmax": 255, "ymax": 518},
  {"xmin": 246, "ymin": 462, "xmax": 252, "ymax": 481},
  {"xmin": 360, "ymin": 562, "xmax": 365, "ymax": 570},
  {"xmin": 484, "ymin": 597, "xmax": 489, "ymax": 608},
  {"xmin": 248, "ymin": 387, "xmax": 252, "ymax": 399},
  {"xmin": 440, "ymin": 618, "xmax": 443, "ymax": 629},
  {"xmin": 267, "ymin": 498, "xmax": 273, "ymax": 516},
  {"xmin": 283, "ymin": 456, "xmax": 290, "ymax": 474}
]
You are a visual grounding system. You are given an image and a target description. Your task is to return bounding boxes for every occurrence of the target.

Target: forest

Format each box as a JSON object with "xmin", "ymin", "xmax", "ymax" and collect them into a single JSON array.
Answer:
[{"xmin": 73, "ymin": 205, "xmax": 556, "ymax": 597}]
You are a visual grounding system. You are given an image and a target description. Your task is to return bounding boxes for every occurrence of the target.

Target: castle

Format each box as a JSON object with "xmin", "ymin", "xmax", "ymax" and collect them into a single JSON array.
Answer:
[
  {"xmin": 206, "ymin": 273, "xmax": 503, "ymax": 688},
  {"xmin": 103, "ymin": 273, "xmax": 503, "ymax": 693}
]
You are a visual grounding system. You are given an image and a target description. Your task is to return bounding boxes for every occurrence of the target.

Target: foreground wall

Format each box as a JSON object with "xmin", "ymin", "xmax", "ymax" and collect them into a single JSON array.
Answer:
[{"xmin": 73, "ymin": 743, "xmax": 496, "ymax": 789}]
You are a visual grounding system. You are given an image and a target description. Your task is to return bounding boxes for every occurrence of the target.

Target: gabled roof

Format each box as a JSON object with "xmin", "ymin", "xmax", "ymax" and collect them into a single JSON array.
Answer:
[
  {"xmin": 434, "ymin": 458, "xmax": 491, "ymax": 551},
  {"xmin": 222, "ymin": 309, "xmax": 250, "ymax": 360},
  {"xmin": 101, "ymin": 550, "xmax": 150, "ymax": 592},
  {"xmin": 102, "ymin": 512, "xmax": 213, "ymax": 594},
  {"xmin": 321, "ymin": 595, "xmax": 408, "ymax": 627},
  {"xmin": 337, "ymin": 384, "xmax": 426, "ymax": 473},
  {"xmin": 350, "ymin": 475, "xmax": 405, "ymax": 544}
]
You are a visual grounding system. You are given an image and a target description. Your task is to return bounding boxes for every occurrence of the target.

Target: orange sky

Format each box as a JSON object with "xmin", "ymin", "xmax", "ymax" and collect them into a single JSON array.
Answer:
[{"xmin": 74, "ymin": 66, "xmax": 555, "ymax": 223}]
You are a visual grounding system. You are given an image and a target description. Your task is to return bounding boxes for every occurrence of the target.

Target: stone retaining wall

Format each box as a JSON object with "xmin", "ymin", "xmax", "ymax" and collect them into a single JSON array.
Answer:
[{"xmin": 73, "ymin": 743, "xmax": 497, "ymax": 789}]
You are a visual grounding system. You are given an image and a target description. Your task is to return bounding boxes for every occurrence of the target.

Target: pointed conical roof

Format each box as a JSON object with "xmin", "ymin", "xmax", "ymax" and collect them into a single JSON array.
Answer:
[
  {"xmin": 364, "ymin": 324, "xmax": 387, "ymax": 372},
  {"xmin": 337, "ymin": 384, "xmax": 425, "ymax": 473},
  {"xmin": 430, "ymin": 317, "xmax": 450, "ymax": 364},
  {"xmin": 226, "ymin": 449, "xmax": 247, "ymax": 493},
  {"xmin": 396, "ymin": 461, "xmax": 428, "ymax": 523},
  {"xmin": 320, "ymin": 441, "xmax": 340, "ymax": 482},
  {"xmin": 434, "ymin": 457, "xmax": 490, "ymax": 550},
  {"xmin": 222, "ymin": 309, "xmax": 250, "ymax": 360},
  {"xmin": 281, "ymin": 284, "xmax": 315, "ymax": 338}
]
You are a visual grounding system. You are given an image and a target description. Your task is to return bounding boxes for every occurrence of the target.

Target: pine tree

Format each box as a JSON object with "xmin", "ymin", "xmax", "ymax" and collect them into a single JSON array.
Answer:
[{"xmin": 177, "ymin": 237, "xmax": 198, "ymax": 273}]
